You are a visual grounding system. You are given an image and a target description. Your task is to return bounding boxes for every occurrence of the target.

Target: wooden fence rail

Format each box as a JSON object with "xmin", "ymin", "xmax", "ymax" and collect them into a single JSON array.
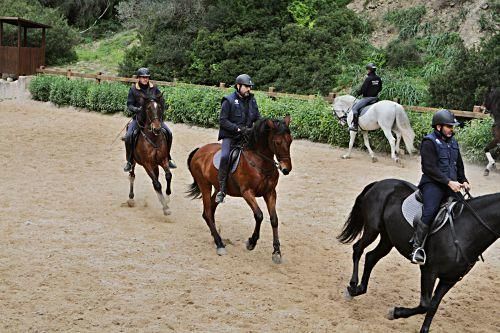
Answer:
[{"xmin": 36, "ymin": 67, "xmax": 489, "ymax": 120}]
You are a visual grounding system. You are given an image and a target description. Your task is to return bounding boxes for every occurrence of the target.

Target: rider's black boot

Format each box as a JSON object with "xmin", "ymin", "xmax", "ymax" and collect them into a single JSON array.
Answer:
[
  {"xmin": 410, "ymin": 219, "xmax": 429, "ymax": 265},
  {"xmin": 124, "ymin": 140, "xmax": 134, "ymax": 172},
  {"xmin": 215, "ymin": 168, "xmax": 228, "ymax": 204},
  {"xmin": 349, "ymin": 114, "xmax": 359, "ymax": 132}
]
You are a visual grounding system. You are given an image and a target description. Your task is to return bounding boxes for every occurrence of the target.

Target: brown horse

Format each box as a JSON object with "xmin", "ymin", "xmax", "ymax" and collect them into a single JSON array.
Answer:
[
  {"xmin": 483, "ymin": 87, "xmax": 499, "ymax": 176},
  {"xmin": 128, "ymin": 93, "xmax": 173, "ymax": 215},
  {"xmin": 187, "ymin": 116, "xmax": 292, "ymax": 263}
]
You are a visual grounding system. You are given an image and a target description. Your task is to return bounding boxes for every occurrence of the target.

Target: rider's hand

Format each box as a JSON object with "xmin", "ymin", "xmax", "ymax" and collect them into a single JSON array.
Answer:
[
  {"xmin": 448, "ymin": 180, "xmax": 462, "ymax": 192},
  {"xmin": 129, "ymin": 106, "xmax": 141, "ymax": 113},
  {"xmin": 461, "ymin": 181, "xmax": 471, "ymax": 191}
]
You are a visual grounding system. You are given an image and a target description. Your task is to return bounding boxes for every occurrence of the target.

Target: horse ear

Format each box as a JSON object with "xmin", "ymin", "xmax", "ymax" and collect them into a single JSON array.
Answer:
[
  {"xmin": 284, "ymin": 115, "xmax": 291, "ymax": 127},
  {"xmin": 266, "ymin": 119, "xmax": 275, "ymax": 129}
]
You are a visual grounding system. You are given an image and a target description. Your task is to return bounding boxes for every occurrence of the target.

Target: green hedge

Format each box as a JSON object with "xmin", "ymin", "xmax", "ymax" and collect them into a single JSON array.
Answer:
[{"xmin": 29, "ymin": 75, "xmax": 493, "ymax": 163}]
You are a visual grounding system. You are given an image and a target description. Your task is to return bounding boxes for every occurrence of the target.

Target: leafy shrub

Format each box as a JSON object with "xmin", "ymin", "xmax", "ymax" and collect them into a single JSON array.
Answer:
[
  {"xmin": 69, "ymin": 79, "xmax": 93, "ymax": 109},
  {"xmin": 49, "ymin": 77, "xmax": 73, "ymax": 106},
  {"xmin": 29, "ymin": 75, "xmax": 54, "ymax": 101},
  {"xmin": 87, "ymin": 82, "xmax": 129, "ymax": 114},
  {"xmin": 30, "ymin": 75, "xmax": 492, "ymax": 163}
]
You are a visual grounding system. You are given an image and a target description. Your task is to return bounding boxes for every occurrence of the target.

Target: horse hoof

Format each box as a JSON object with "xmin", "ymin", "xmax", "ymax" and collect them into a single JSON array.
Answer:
[
  {"xmin": 272, "ymin": 252, "xmax": 282, "ymax": 264},
  {"xmin": 371, "ymin": 156, "xmax": 378, "ymax": 163},
  {"xmin": 163, "ymin": 209, "xmax": 171, "ymax": 216},
  {"xmin": 342, "ymin": 155, "xmax": 350, "ymax": 159},
  {"xmin": 344, "ymin": 289, "xmax": 353, "ymax": 301},
  {"xmin": 387, "ymin": 308, "xmax": 395, "ymax": 320},
  {"xmin": 246, "ymin": 239, "xmax": 255, "ymax": 251},
  {"xmin": 127, "ymin": 199, "xmax": 135, "ymax": 207},
  {"xmin": 483, "ymin": 170, "xmax": 490, "ymax": 176},
  {"xmin": 216, "ymin": 247, "xmax": 227, "ymax": 256}
]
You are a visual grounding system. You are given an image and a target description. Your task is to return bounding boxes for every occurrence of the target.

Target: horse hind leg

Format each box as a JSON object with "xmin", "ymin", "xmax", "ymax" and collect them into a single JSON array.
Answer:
[
  {"xmin": 347, "ymin": 227, "xmax": 388, "ymax": 298},
  {"xmin": 381, "ymin": 127, "xmax": 399, "ymax": 163}
]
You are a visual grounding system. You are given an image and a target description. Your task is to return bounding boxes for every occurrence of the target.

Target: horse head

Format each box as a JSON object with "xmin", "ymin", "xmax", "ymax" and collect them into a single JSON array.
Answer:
[
  {"xmin": 332, "ymin": 95, "xmax": 357, "ymax": 126},
  {"xmin": 248, "ymin": 116, "xmax": 293, "ymax": 175},
  {"xmin": 139, "ymin": 92, "xmax": 163, "ymax": 135}
]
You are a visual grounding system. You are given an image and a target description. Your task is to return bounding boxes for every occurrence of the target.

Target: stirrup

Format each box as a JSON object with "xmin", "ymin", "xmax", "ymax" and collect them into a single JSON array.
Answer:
[
  {"xmin": 168, "ymin": 159, "xmax": 177, "ymax": 169},
  {"xmin": 411, "ymin": 247, "xmax": 426, "ymax": 265},
  {"xmin": 215, "ymin": 191, "xmax": 226, "ymax": 204},
  {"xmin": 123, "ymin": 162, "xmax": 132, "ymax": 172},
  {"xmin": 349, "ymin": 125, "xmax": 358, "ymax": 132}
]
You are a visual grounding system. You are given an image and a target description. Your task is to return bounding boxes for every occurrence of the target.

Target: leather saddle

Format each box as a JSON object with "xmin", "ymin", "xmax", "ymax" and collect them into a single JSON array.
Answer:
[
  {"xmin": 401, "ymin": 190, "xmax": 462, "ymax": 235},
  {"xmin": 213, "ymin": 147, "xmax": 242, "ymax": 174}
]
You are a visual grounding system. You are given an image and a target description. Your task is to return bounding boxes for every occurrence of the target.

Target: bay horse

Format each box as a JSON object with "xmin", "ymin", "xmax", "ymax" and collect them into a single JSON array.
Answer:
[
  {"xmin": 338, "ymin": 178, "xmax": 499, "ymax": 333},
  {"xmin": 127, "ymin": 92, "xmax": 172, "ymax": 216},
  {"xmin": 482, "ymin": 87, "xmax": 499, "ymax": 176},
  {"xmin": 186, "ymin": 116, "xmax": 292, "ymax": 263},
  {"xmin": 332, "ymin": 95, "xmax": 415, "ymax": 163}
]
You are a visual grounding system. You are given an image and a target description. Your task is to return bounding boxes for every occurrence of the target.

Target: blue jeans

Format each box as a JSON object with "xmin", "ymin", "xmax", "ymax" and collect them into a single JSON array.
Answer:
[
  {"xmin": 126, "ymin": 120, "xmax": 171, "ymax": 139},
  {"xmin": 352, "ymin": 97, "xmax": 378, "ymax": 117}
]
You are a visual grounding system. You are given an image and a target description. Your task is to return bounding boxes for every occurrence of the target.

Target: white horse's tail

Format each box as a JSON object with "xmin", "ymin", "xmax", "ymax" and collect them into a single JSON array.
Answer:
[{"xmin": 394, "ymin": 104, "xmax": 416, "ymax": 154}]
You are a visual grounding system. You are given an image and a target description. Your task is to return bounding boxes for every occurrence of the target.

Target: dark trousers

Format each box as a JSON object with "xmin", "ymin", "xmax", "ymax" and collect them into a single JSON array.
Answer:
[
  {"xmin": 218, "ymin": 138, "xmax": 233, "ymax": 182},
  {"xmin": 419, "ymin": 182, "xmax": 456, "ymax": 226},
  {"xmin": 352, "ymin": 97, "xmax": 378, "ymax": 117}
]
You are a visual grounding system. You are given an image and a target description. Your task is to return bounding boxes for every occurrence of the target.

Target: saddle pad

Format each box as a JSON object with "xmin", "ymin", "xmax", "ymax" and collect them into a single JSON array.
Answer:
[
  {"xmin": 401, "ymin": 191, "xmax": 457, "ymax": 235},
  {"xmin": 213, "ymin": 149, "xmax": 241, "ymax": 174}
]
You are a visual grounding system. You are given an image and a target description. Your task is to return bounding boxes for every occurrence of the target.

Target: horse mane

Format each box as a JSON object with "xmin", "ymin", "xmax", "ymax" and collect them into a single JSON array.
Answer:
[{"xmin": 244, "ymin": 117, "xmax": 290, "ymax": 149}]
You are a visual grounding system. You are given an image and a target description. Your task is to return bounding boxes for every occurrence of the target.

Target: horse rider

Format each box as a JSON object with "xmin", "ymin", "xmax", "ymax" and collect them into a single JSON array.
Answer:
[
  {"xmin": 350, "ymin": 63, "xmax": 382, "ymax": 132},
  {"xmin": 215, "ymin": 74, "xmax": 261, "ymax": 204},
  {"xmin": 411, "ymin": 109, "xmax": 471, "ymax": 265},
  {"xmin": 123, "ymin": 67, "xmax": 177, "ymax": 172}
]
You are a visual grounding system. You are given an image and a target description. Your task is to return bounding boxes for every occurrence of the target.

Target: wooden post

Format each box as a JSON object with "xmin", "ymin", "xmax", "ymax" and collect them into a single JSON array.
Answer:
[
  {"xmin": 23, "ymin": 27, "xmax": 27, "ymax": 47},
  {"xmin": 17, "ymin": 21, "xmax": 21, "ymax": 76},
  {"xmin": 66, "ymin": 68, "xmax": 72, "ymax": 79},
  {"xmin": 96, "ymin": 71, "xmax": 102, "ymax": 84},
  {"xmin": 41, "ymin": 28, "xmax": 46, "ymax": 66},
  {"xmin": 219, "ymin": 82, "xmax": 226, "ymax": 88},
  {"xmin": 0, "ymin": 21, "xmax": 3, "ymax": 46},
  {"xmin": 268, "ymin": 86, "xmax": 276, "ymax": 98}
]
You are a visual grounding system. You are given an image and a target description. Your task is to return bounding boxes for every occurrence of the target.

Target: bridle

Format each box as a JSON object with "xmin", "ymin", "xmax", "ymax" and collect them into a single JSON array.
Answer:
[{"xmin": 137, "ymin": 100, "xmax": 163, "ymax": 149}]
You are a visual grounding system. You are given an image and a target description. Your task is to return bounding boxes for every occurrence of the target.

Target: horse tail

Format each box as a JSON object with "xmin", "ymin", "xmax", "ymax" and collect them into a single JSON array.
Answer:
[
  {"xmin": 186, "ymin": 148, "xmax": 202, "ymax": 199},
  {"xmin": 337, "ymin": 181, "xmax": 378, "ymax": 244},
  {"xmin": 395, "ymin": 104, "xmax": 416, "ymax": 154}
]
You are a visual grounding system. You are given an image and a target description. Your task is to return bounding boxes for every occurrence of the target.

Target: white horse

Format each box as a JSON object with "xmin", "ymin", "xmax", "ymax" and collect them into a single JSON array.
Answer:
[{"xmin": 332, "ymin": 95, "xmax": 415, "ymax": 163}]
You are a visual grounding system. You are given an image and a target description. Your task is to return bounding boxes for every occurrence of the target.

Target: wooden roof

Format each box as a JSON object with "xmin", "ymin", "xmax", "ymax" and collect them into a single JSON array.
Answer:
[{"xmin": 0, "ymin": 17, "xmax": 51, "ymax": 29}]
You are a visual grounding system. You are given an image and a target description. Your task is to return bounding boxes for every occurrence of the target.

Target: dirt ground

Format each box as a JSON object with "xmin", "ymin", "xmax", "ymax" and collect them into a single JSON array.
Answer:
[{"xmin": 0, "ymin": 99, "xmax": 498, "ymax": 333}]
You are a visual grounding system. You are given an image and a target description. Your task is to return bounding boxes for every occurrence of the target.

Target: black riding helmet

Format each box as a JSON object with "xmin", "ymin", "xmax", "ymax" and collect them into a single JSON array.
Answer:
[
  {"xmin": 366, "ymin": 63, "xmax": 377, "ymax": 71},
  {"xmin": 137, "ymin": 67, "xmax": 151, "ymax": 77},
  {"xmin": 234, "ymin": 74, "xmax": 254, "ymax": 88},
  {"xmin": 432, "ymin": 109, "xmax": 460, "ymax": 127}
]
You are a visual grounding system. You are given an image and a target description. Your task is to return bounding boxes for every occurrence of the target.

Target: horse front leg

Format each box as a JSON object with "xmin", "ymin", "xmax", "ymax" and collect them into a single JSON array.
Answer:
[
  {"xmin": 160, "ymin": 160, "xmax": 172, "ymax": 197},
  {"xmin": 200, "ymin": 183, "xmax": 225, "ymax": 255},
  {"xmin": 263, "ymin": 189, "xmax": 281, "ymax": 264},
  {"xmin": 362, "ymin": 131, "xmax": 378, "ymax": 163},
  {"xmin": 128, "ymin": 166, "xmax": 136, "ymax": 200},
  {"xmin": 242, "ymin": 190, "xmax": 264, "ymax": 251},
  {"xmin": 484, "ymin": 140, "xmax": 498, "ymax": 175},
  {"xmin": 342, "ymin": 131, "xmax": 357, "ymax": 159},
  {"xmin": 381, "ymin": 128, "xmax": 399, "ymax": 163},
  {"xmin": 390, "ymin": 269, "xmax": 437, "ymax": 321},
  {"xmin": 418, "ymin": 280, "xmax": 456, "ymax": 333},
  {"xmin": 145, "ymin": 165, "xmax": 170, "ymax": 216}
]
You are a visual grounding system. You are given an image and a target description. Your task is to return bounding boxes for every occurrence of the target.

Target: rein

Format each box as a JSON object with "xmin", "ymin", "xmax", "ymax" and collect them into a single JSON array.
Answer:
[
  {"xmin": 459, "ymin": 190, "xmax": 500, "ymax": 238},
  {"xmin": 137, "ymin": 102, "xmax": 163, "ymax": 149}
]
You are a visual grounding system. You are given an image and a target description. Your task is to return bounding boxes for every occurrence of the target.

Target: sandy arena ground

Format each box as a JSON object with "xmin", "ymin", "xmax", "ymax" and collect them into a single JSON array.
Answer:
[{"xmin": 0, "ymin": 99, "xmax": 498, "ymax": 332}]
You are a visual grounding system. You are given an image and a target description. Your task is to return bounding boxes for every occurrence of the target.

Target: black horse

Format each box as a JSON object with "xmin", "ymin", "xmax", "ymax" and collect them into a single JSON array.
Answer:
[
  {"xmin": 338, "ymin": 178, "xmax": 499, "ymax": 333},
  {"xmin": 483, "ymin": 87, "xmax": 500, "ymax": 176}
]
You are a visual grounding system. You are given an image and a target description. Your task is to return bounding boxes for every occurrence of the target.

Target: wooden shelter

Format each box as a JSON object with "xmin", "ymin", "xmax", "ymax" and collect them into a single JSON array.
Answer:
[{"xmin": 0, "ymin": 17, "xmax": 51, "ymax": 77}]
